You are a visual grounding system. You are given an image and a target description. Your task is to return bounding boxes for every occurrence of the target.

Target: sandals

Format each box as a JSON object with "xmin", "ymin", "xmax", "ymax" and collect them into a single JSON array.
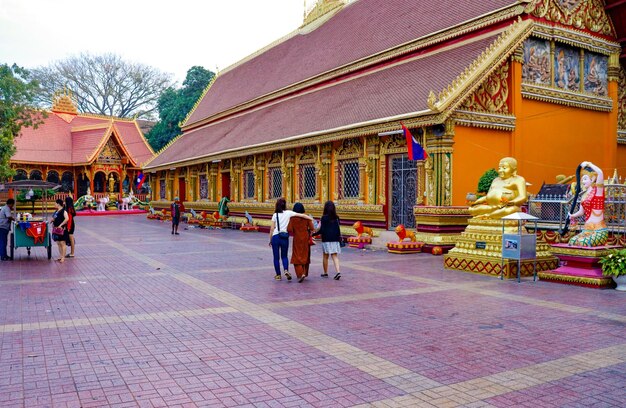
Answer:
[
  {"xmin": 321, "ymin": 273, "xmax": 329, "ymax": 278},
  {"xmin": 333, "ymin": 273, "xmax": 341, "ymax": 280},
  {"xmin": 274, "ymin": 275, "xmax": 282, "ymax": 281}
]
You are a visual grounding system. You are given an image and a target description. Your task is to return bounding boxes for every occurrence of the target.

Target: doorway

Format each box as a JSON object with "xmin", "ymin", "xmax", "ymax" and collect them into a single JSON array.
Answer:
[
  {"xmin": 178, "ymin": 177, "xmax": 186, "ymax": 201},
  {"xmin": 221, "ymin": 172, "xmax": 230, "ymax": 199},
  {"xmin": 388, "ymin": 154, "xmax": 417, "ymax": 229}
]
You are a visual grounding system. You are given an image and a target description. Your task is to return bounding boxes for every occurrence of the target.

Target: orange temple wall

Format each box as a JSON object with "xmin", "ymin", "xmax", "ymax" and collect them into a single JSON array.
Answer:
[{"xmin": 452, "ymin": 99, "xmax": 619, "ymax": 206}]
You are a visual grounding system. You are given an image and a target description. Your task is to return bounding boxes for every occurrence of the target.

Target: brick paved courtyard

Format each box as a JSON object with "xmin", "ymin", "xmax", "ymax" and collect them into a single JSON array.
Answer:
[{"xmin": 0, "ymin": 214, "xmax": 624, "ymax": 408}]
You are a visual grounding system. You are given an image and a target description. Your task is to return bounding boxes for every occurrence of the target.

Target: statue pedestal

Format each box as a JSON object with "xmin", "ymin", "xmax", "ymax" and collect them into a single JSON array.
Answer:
[
  {"xmin": 444, "ymin": 219, "xmax": 558, "ymax": 279},
  {"xmin": 386, "ymin": 241, "xmax": 423, "ymax": 254},
  {"xmin": 537, "ymin": 244, "xmax": 618, "ymax": 288},
  {"xmin": 347, "ymin": 236, "xmax": 372, "ymax": 248},
  {"xmin": 413, "ymin": 206, "xmax": 471, "ymax": 254}
]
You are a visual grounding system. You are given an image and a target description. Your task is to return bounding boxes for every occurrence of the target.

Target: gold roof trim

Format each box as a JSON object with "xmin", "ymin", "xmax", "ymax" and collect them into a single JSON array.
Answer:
[
  {"xmin": 70, "ymin": 124, "xmax": 110, "ymax": 132},
  {"xmin": 428, "ymin": 18, "xmax": 533, "ymax": 112},
  {"xmin": 180, "ymin": 73, "xmax": 218, "ymax": 128},
  {"xmin": 301, "ymin": 0, "xmax": 346, "ymax": 28}
]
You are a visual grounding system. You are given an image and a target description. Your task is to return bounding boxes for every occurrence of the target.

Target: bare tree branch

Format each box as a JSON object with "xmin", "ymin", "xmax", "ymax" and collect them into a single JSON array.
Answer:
[{"xmin": 31, "ymin": 53, "xmax": 173, "ymax": 119}]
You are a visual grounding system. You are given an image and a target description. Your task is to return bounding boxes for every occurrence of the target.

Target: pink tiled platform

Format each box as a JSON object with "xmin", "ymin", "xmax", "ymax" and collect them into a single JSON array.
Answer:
[{"xmin": 0, "ymin": 215, "xmax": 623, "ymax": 407}]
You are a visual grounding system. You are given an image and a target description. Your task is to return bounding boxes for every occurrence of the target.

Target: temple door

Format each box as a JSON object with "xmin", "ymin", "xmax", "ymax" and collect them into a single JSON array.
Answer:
[
  {"xmin": 178, "ymin": 177, "xmax": 186, "ymax": 201},
  {"xmin": 388, "ymin": 154, "xmax": 417, "ymax": 229},
  {"xmin": 221, "ymin": 172, "xmax": 230, "ymax": 199}
]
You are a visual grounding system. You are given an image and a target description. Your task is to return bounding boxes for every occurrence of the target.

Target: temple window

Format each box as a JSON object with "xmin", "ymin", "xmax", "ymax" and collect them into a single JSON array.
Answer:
[
  {"xmin": 243, "ymin": 170, "xmax": 255, "ymax": 199},
  {"xmin": 61, "ymin": 171, "xmax": 74, "ymax": 193},
  {"xmin": 29, "ymin": 170, "xmax": 43, "ymax": 180},
  {"xmin": 94, "ymin": 172, "xmax": 106, "ymax": 192},
  {"xmin": 299, "ymin": 164, "xmax": 317, "ymax": 199},
  {"xmin": 269, "ymin": 168, "xmax": 283, "ymax": 199},
  {"xmin": 199, "ymin": 174, "xmax": 208, "ymax": 199},
  {"xmin": 338, "ymin": 159, "xmax": 360, "ymax": 199},
  {"xmin": 46, "ymin": 170, "xmax": 60, "ymax": 184},
  {"xmin": 13, "ymin": 169, "xmax": 28, "ymax": 181},
  {"xmin": 159, "ymin": 179, "xmax": 166, "ymax": 200}
]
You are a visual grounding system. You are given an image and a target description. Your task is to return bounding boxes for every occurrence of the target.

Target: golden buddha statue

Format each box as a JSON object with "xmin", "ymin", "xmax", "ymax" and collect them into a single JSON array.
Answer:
[{"xmin": 468, "ymin": 157, "xmax": 528, "ymax": 219}]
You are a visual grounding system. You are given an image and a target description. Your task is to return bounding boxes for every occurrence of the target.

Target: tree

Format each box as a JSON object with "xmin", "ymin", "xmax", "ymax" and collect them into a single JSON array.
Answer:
[
  {"xmin": 146, "ymin": 66, "xmax": 215, "ymax": 151},
  {"xmin": 0, "ymin": 64, "xmax": 46, "ymax": 180},
  {"xmin": 32, "ymin": 53, "xmax": 173, "ymax": 119}
]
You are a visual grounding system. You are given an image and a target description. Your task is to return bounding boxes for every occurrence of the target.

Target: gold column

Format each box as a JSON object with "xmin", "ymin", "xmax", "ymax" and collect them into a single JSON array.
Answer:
[
  {"xmin": 209, "ymin": 164, "xmax": 218, "ymax": 202},
  {"xmin": 285, "ymin": 149, "xmax": 295, "ymax": 203},
  {"xmin": 319, "ymin": 144, "xmax": 332, "ymax": 202},
  {"xmin": 365, "ymin": 136, "xmax": 380, "ymax": 205},
  {"xmin": 425, "ymin": 121, "xmax": 455, "ymax": 206}
]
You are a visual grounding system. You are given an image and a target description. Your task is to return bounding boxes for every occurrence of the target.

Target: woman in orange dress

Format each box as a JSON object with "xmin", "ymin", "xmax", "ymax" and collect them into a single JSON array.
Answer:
[{"xmin": 287, "ymin": 203, "xmax": 315, "ymax": 283}]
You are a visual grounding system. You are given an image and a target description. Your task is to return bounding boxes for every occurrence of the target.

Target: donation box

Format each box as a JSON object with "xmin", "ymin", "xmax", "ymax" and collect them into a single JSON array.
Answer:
[{"xmin": 502, "ymin": 234, "xmax": 536, "ymax": 260}]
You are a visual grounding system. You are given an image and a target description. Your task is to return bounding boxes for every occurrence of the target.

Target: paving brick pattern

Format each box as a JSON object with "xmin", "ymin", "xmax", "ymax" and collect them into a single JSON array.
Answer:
[{"xmin": 0, "ymin": 214, "xmax": 624, "ymax": 407}]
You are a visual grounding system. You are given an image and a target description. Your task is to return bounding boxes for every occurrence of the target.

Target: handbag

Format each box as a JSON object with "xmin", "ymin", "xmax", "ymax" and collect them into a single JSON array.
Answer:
[
  {"xmin": 52, "ymin": 226, "xmax": 64, "ymax": 235},
  {"xmin": 276, "ymin": 213, "xmax": 289, "ymax": 239}
]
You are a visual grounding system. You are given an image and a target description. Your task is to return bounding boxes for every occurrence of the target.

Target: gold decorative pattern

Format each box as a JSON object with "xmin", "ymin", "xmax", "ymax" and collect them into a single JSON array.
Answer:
[
  {"xmin": 618, "ymin": 67, "xmax": 626, "ymax": 130},
  {"xmin": 181, "ymin": 73, "xmax": 218, "ymax": 128},
  {"xmin": 618, "ymin": 131, "xmax": 626, "ymax": 145},
  {"xmin": 51, "ymin": 88, "xmax": 78, "ymax": 114},
  {"xmin": 97, "ymin": 139, "xmax": 122, "ymax": 164},
  {"xmin": 537, "ymin": 271, "xmax": 613, "ymax": 286},
  {"xmin": 521, "ymin": 83, "xmax": 612, "ymax": 111},
  {"xmin": 302, "ymin": 0, "xmax": 345, "ymax": 27},
  {"xmin": 335, "ymin": 138, "xmax": 363, "ymax": 160},
  {"xmin": 531, "ymin": 22, "xmax": 619, "ymax": 57},
  {"xmin": 428, "ymin": 18, "xmax": 533, "ymax": 113},
  {"xmin": 298, "ymin": 145, "xmax": 317, "ymax": 163},
  {"xmin": 459, "ymin": 63, "xmax": 509, "ymax": 113},
  {"xmin": 452, "ymin": 110, "xmax": 516, "ymax": 130},
  {"xmin": 529, "ymin": 0, "xmax": 615, "ymax": 37},
  {"xmin": 414, "ymin": 205, "xmax": 470, "ymax": 216}
]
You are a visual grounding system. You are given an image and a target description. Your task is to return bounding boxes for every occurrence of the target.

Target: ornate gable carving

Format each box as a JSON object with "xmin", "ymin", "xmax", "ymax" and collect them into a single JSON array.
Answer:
[
  {"xmin": 618, "ymin": 66, "xmax": 626, "ymax": 130},
  {"xmin": 268, "ymin": 151, "xmax": 282, "ymax": 166},
  {"xmin": 529, "ymin": 0, "xmax": 615, "ymax": 37},
  {"xmin": 299, "ymin": 145, "xmax": 317, "ymax": 162},
  {"xmin": 97, "ymin": 139, "xmax": 122, "ymax": 164},
  {"xmin": 335, "ymin": 138, "xmax": 362, "ymax": 160},
  {"xmin": 380, "ymin": 134, "xmax": 407, "ymax": 155},
  {"xmin": 460, "ymin": 63, "xmax": 509, "ymax": 113}
]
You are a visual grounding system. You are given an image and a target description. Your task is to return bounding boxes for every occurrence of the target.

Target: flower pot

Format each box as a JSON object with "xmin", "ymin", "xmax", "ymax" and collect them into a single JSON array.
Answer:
[{"xmin": 612, "ymin": 275, "xmax": 626, "ymax": 291}]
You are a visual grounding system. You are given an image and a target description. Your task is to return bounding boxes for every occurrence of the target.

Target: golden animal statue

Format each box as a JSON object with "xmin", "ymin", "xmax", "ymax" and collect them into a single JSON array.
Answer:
[
  {"xmin": 212, "ymin": 211, "xmax": 228, "ymax": 222},
  {"xmin": 468, "ymin": 157, "xmax": 528, "ymax": 219},
  {"xmin": 395, "ymin": 224, "xmax": 417, "ymax": 242},
  {"xmin": 352, "ymin": 221, "xmax": 374, "ymax": 238}
]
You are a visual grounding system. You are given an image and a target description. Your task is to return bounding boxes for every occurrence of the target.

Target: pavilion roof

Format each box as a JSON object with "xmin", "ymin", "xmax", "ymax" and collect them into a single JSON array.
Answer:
[
  {"xmin": 147, "ymin": 23, "xmax": 530, "ymax": 170},
  {"xmin": 12, "ymin": 112, "xmax": 155, "ymax": 167},
  {"xmin": 183, "ymin": 0, "xmax": 523, "ymax": 127}
]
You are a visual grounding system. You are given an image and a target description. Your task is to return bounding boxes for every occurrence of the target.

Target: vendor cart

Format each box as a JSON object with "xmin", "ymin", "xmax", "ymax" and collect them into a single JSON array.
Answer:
[{"xmin": 0, "ymin": 180, "xmax": 61, "ymax": 260}]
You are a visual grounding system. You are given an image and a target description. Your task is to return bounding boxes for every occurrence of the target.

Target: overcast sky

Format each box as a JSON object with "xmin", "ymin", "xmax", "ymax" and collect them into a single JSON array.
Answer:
[{"xmin": 0, "ymin": 0, "xmax": 305, "ymax": 84}]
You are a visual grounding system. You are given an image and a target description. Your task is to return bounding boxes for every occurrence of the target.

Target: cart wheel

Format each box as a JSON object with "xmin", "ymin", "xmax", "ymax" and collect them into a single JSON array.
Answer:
[
  {"xmin": 9, "ymin": 233, "xmax": 14, "ymax": 260},
  {"xmin": 27, "ymin": 247, "xmax": 31, "ymax": 256},
  {"xmin": 47, "ymin": 243, "xmax": 52, "ymax": 260}
]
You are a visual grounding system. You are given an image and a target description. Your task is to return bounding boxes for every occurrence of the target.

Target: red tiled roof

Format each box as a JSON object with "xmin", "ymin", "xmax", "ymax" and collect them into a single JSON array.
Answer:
[
  {"xmin": 148, "ymin": 33, "xmax": 500, "ymax": 169},
  {"xmin": 185, "ymin": 0, "xmax": 519, "ymax": 125},
  {"xmin": 12, "ymin": 113, "xmax": 155, "ymax": 166}
]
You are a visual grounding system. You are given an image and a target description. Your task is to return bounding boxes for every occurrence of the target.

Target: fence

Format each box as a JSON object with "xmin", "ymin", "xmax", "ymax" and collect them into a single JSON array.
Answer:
[{"xmin": 527, "ymin": 183, "xmax": 626, "ymax": 234}]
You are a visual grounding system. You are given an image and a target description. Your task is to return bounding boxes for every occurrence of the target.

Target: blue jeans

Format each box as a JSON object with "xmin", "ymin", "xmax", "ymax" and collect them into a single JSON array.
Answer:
[
  {"xmin": 0, "ymin": 228, "xmax": 9, "ymax": 259},
  {"xmin": 271, "ymin": 234, "xmax": 289, "ymax": 275}
]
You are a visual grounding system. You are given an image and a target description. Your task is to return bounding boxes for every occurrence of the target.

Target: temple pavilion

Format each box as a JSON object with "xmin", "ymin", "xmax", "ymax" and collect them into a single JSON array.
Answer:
[
  {"xmin": 144, "ymin": 0, "xmax": 626, "ymax": 235},
  {"xmin": 8, "ymin": 90, "xmax": 155, "ymax": 201}
]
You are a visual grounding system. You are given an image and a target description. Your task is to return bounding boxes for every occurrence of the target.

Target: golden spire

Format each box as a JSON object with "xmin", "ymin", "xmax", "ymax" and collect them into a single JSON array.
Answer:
[
  {"xmin": 302, "ymin": 0, "xmax": 345, "ymax": 27},
  {"xmin": 51, "ymin": 87, "xmax": 78, "ymax": 115}
]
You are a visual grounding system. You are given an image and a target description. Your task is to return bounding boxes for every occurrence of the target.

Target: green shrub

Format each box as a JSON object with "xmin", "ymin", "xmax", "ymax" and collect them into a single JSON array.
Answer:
[{"xmin": 599, "ymin": 249, "xmax": 626, "ymax": 277}]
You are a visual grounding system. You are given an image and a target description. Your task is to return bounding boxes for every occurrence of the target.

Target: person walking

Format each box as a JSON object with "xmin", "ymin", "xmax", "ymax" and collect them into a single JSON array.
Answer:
[
  {"xmin": 65, "ymin": 194, "xmax": 76, "ymax": 258},
  {"xmin": 287, "ymin": 202, "xmax": 315, "ymax": 283},
  {"xmin": 51, "ymin": 199, "xmax": 69, "ymax": 263},
  {"xmin": 171, "ymin": 197, "xmax": 182, "ymax": 235},
  {"xmin": 313, "ymin": 200, "xmax": 342, "ymax": 280},
  {"xmin": 0, "ymin": 198, "xmax": 15, "ymax": 261},
  {"xmin": 268, "ymin": 198, "xmax": 313, "ymax": 281}
]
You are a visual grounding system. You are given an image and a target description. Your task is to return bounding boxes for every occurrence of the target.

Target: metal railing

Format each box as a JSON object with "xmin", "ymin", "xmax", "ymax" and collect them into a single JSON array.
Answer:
[{"xmin": 527, "ymin": 183, "xmax": 626, "ymax": 233}]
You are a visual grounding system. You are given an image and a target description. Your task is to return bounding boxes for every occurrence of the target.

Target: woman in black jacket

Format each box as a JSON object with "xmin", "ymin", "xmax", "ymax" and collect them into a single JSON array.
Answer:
[{"xmin": 313, "ymin": 201, "xmax": 342, "ymax": 280}]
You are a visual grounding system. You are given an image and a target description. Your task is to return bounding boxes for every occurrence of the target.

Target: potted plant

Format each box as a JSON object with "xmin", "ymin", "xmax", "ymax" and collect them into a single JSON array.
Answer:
[{"xmin": 599, "ymin": 248, "xmax": 626, "ymax": 291}]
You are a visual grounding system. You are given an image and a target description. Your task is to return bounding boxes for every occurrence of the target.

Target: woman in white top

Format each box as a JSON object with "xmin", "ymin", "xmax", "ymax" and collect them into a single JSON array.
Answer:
[{"xmin": 268, "ymin": 197, "xmax": 312, "ymax": 281}]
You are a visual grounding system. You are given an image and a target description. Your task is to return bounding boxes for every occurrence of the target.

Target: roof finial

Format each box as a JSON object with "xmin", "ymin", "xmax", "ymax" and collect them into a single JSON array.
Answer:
[{"xmin": 52, "ymin": 87, "xmax": 78, "ymax": 115}]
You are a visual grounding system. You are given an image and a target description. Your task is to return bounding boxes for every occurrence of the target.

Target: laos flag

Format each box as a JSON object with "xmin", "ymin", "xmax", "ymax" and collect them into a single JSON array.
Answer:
[
  {"xmin": 402, "ymin": 123, "xmax": 428, "ymax": 160},
  {"xmin": 136, "ymin": 172, "xmax": 145, "ymax": 190}
]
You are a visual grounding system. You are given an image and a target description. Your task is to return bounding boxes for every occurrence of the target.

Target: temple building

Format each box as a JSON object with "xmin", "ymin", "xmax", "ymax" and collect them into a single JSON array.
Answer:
[
  {"xmin": 144, "ymin": 0, "xmax": 626, "ymax": 233},
  {"xmin": 9, "ymin": 90, "xmax": 155, "ymax": 200}
]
